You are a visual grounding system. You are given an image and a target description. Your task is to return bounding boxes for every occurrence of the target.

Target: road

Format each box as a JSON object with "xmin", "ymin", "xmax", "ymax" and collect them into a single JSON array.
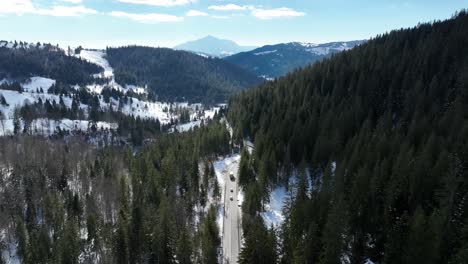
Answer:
[{"xmin": 221, "ymin": 156, "xmax": 241, "ymax": 264}]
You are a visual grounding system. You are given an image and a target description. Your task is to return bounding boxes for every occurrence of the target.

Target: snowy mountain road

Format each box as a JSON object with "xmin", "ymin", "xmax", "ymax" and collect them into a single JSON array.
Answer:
[{"xmin": 221, "ymin": 157, "xmax": 241, "ymax": 264}]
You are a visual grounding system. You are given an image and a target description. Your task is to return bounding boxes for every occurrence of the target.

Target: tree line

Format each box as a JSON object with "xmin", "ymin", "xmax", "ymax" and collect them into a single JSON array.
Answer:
[{"xmin": 0, "ymin": 43, "xmax": 102, "ymax": 84}]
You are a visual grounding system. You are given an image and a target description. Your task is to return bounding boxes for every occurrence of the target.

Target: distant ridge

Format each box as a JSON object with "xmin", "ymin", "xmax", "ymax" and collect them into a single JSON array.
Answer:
[
  {"xmin": 225, "ymin": 40, "xmax": 366, "ymax": 78},
  {"xmin": 174, "ymin": 35, "xmax": 257, "ymax": 57}
]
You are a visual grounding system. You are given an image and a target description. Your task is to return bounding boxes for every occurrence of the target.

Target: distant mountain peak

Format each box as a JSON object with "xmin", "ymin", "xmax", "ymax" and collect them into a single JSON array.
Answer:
[
  {"xmin": 174, "ymin": 36, "xmax": 257, "ymax": 58},
  {"xmin": 202, "ymin": 35, "xmax": 221, "ymax": 40}
]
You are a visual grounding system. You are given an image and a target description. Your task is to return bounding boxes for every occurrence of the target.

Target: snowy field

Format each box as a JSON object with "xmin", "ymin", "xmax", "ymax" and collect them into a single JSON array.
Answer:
[{"xmin": 22, "ymin": 76, "xmax": 56, "ymax": 93}]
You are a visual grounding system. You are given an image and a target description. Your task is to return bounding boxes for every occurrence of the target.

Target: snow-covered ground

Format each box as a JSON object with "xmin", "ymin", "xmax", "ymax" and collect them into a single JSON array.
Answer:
[
  {"xmin": 117, "ymin": 97, "xmax": 172, "ymax": 123},
  {"xmin": 300, "ymin": 41, "xmax": 358, "ymax": 55},
  {"xmin": 254, "ymin": 50, "xmax": 277, "ymax": 56},
  {"xmin": 0, "ymin": 89, "xmax": 80, "ymax": 118},
  {"xmin": 22, "ymin": 76, "xmax": 55, "ymax": 93},
  {"xmin": 76, "ymin": 50, "xmax": 114, "ymax": 78},
  {"xmin": 0, "ymin": 118, "xmax": 117, "ymax": 136},
  {"xmin": 1, "ymin": 228, "xmax": 20, "ymax": 264},
  {"xmin": 260, "ymin": 163, "xmax": 335, "ymax": 227},
  {"xmin": 0, "ymin": 76, "xmax": 171, "ymax": 122},
  {"xmin": 0, "ymin": 49, "xmax": 224, "ymax": 137},
  {"xmin": 261, "ymin": 186, "xmax": 287, "ymax": 227},
  {"xmin": 176, "ymin": 120, "xmax": 202, "ymax": 132},
  {"xmin": 173, "ymin": 106, "xmax": 222, "ymax": 132},
  {"xmin": 75, "ymin": 49, "xmax": 147, "ymax": 95}
]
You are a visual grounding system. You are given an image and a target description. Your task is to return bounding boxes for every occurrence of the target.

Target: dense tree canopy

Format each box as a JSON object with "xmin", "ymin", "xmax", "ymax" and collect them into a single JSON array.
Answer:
[
  {"xmin": 0, "ymin": 43, "xmax": 102, "ymax": 84},
  {"xmin": 229, "ymin": 10, "xmax": 468, "ymax": 263},
  {"xmin": 0, "ymin": 121, "xmax": 230, "ymax": 263},
  {"xmin": 106, "ymin": 46, "xmax": 263, "ymax": 103}
]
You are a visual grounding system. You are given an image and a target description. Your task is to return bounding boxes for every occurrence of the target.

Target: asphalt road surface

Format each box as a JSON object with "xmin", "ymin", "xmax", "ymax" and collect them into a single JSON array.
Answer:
[{"xmin": 222, "ymin": 157, "xmax": 241, "ymax": 264}]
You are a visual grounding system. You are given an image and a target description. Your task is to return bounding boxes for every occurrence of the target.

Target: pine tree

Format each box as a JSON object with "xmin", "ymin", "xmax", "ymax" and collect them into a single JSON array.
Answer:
[
  {"xmin": 239, "ymin": 216, "xmax": 277, "ymax": 264},
  {"xmin": 115, "ymin": 177, "xmax": 130, "ymax": 264},
  {"xmin": 176, "ymin": 224, "xmax": 193, "ymax": 264},
  {"xmin": 319, "ymin": 197, "xmax": 348, "ymax": 264},
  {"xmin": 239, "ymin": 147, "xmax": 253, "ymax": 188},
  {"xmin": 151, "ymin": 196, "xmax": 175, "ymax": 264},
  {"xmin": 404, "ymin": 207, "xmax": 437, "ymax": 264},
  {"xmin": 115, "ymin": 208, "xmax": 130, "ymax": 264},
  {"xmin": 13, "ymin": 107, "xmax": 21, "ymax": 135},
  {"xmin": 16, "ymin": 220, "xmax": 30, "ymax": 264},
  {"xmin": 61, "ymin": 219, "xmax": 80, "ymax": 264},
  {"xmin": 201, "ymin": 205, "xmax": 219, "ymax": 264}
]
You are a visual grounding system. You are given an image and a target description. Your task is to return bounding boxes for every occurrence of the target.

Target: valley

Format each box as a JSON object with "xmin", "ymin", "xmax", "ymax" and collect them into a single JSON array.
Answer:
[{"xmin": 1, "ymin": 5, "xmax": 468, "ymax": 264}]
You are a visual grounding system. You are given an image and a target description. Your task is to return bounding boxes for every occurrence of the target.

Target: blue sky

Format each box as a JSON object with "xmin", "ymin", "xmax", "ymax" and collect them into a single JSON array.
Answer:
[{"xmin": 1, "ymin": 0, "xmax": 467, "ymax": 48}]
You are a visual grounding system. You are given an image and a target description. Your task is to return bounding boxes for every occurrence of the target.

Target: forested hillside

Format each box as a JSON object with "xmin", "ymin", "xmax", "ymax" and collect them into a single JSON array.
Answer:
[
  {"xmin": 0, "ymin": 121, "xmax": 229, "ymax": 263},
  {"xmin": 106, "ymin": 46, "xmax": 263, "ymax": 103},
  {"xmin": 228, "ymin": 11, "xmax": 468, "ymax": 263},
  {"xmin": 0, "ymin": 42, "xmax": 102, "ymax": 84}
]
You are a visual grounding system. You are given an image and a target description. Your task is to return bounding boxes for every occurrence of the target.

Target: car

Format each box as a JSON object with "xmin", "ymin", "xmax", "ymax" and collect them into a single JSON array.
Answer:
[
  {"xmin": 230, "ymin": 188, "xmax": 233, "ymax": 193},
  {"xmin": 230, "ymin": 196, "xmax": 233, "ymax": 201},
  {"xmin": 229, "ymin": 172, "xmax": 235, "ymax": 181}
]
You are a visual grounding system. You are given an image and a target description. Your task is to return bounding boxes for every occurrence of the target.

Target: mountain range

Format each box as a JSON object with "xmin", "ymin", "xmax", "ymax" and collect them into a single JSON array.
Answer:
[
  {"xmin": 225, "ymin": 40, "xmax": 366, "ymax": 78},
  {"xmin": 0, "ymin": 42, "xmax": 262, "ymax": 103}
]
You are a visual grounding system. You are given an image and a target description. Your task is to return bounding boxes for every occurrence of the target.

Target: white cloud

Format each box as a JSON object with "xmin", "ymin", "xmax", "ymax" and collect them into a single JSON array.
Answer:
[
  {"xmin": 186, "ymin": 10, "xmax": 208, "ymax": 17},
  {"xmin": 35, "ymin": 6, "xmax": 97, "ymax": 17},
  {"xmin": 251, "ymin": 7, "xmax": 305, "ymax": 20},
  {"xmin": 206, "ymin": 4, "xmax": 305, "ymax": 20},
  {"xmin": 211, "ymin": 15, "xmax": 230, "ymax": 19},
  {"xmin": 110, "ymin": 11, "xmax": 184, "ymax": 23},
  {"xmin": 117, "ymin": 0, "xmax": 195, "ymax": 6},
  {"xmin": 0, "ymin": 0, "xmax": 97, "ymax": 16},
  {"xmin": 208, "ymin": 4, "xmax": 252, "ymax": 11},
  {"xmin": 0, "ymin": 0, "xmax": 35, "ymax": 15},
  {"xmin": 61, "ymin": 0, "xmax": 83, "ymax": 3}
]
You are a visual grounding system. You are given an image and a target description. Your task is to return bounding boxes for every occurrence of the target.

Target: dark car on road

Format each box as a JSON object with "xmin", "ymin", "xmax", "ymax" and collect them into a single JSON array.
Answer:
[{"xmin": 229, "ymin": 172, "xmax": 235, "ymax": 181}]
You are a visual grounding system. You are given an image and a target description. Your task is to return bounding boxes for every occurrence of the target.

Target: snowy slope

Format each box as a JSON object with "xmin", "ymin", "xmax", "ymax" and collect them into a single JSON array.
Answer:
[
  {"xmin": 0, "ymin": 118, "xmax": 117, "ymax": 136},
  {"xmin": 22, "ymin": 76, "xmax": 56, "ymax": 93},
  {"xmin": 1, "ymin": 46, "xmax": 225, "ymax": 137},
  {"xmin": 75, "ymin": 49, "xmax": 147, "ymax": 95},
  {"xmin": 0, "ymin": 89, "xmax": 77, "ymax": 118},
  {"xmin": 76, "ymin": 50, "xmax": 114, "ymax": 78},
  {"xmin": 174, "ymin": 106, "xmax": 221, "ymax": 132},
  {"xmin": 0, "ymin": 75, "xmax": 174, "ymax": 123},
  {"xmin": 117, "ymin": 97, "xmax": 172, "ymax": 123}
]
